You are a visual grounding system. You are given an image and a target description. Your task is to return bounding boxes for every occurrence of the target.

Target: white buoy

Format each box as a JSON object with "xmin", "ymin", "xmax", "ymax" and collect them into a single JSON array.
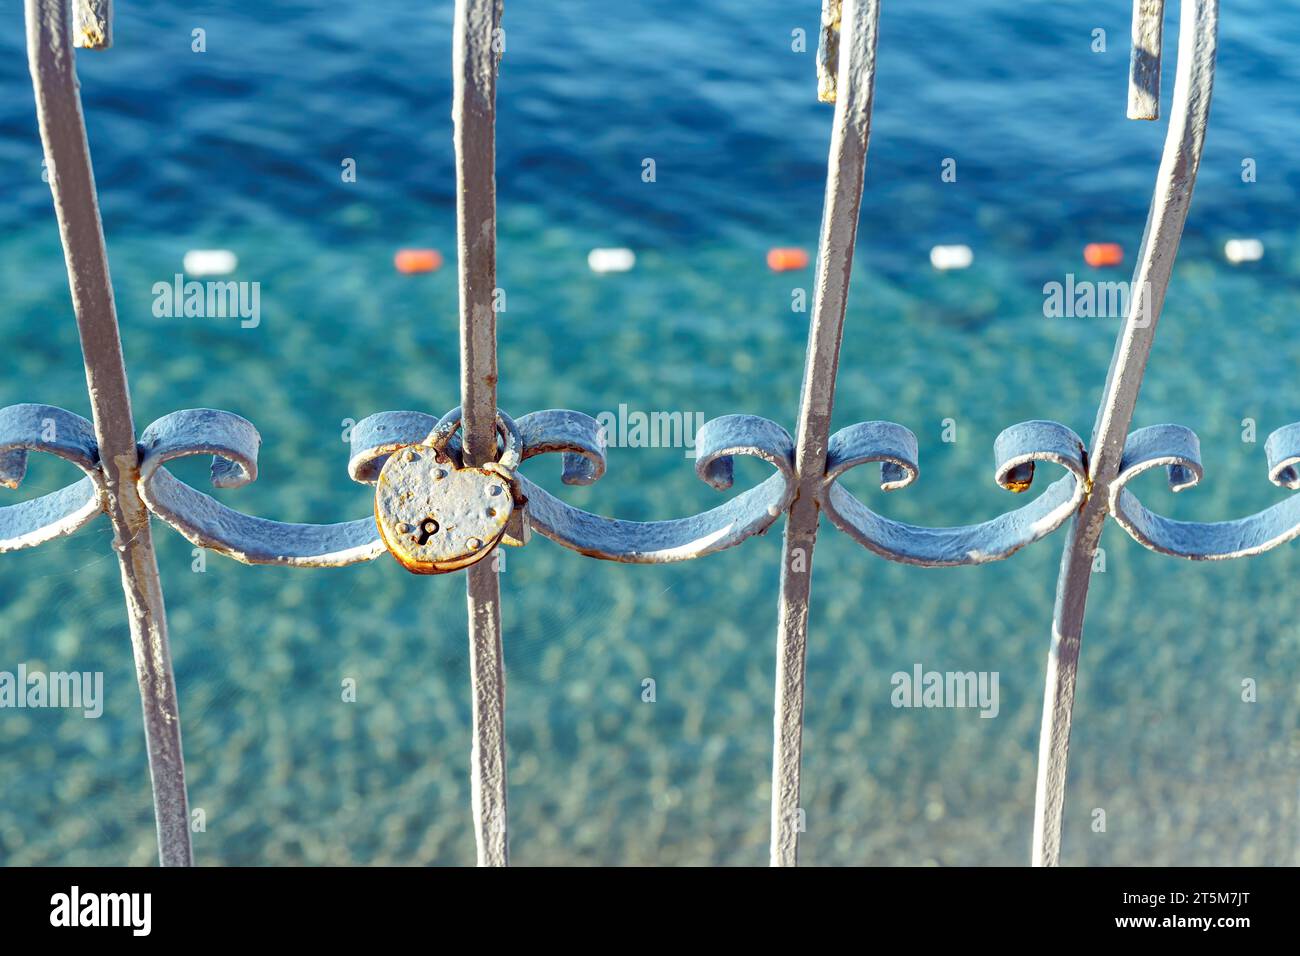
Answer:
[
  {"xmin": 587, "ymin": 247, "xmax": 636, "ymax": 274},
  {"xmin": 1224, "ymin": 238, "xmax": 1264, "ymax": 265},
  {"xmin": 183, "ymin": 249, "xmax": 238, "ymax": 277},
  {"xmin": 929, "ymin": 244, "xmax": 973, "ymax": 270}
]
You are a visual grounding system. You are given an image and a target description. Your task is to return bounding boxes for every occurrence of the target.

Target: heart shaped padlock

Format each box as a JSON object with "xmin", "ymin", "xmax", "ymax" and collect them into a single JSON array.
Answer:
[{"xmin": 374, "ymin": 410, "xmax": 523, "ymax": 574}]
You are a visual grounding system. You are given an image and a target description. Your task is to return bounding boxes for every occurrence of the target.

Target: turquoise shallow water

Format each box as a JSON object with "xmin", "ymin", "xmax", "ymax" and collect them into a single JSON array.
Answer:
[{"xmin": 0, "ymin": 0, "xmax": 1298, "ymax": 865}]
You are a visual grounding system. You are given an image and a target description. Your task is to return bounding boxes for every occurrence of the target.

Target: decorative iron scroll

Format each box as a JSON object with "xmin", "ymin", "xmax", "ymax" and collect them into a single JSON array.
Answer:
[
  {"xmin": 13, "ymin": 406, "xmax": 1296, "ymax": 570},
  {"xmin": 818, "ymin": 419, "xmax": 1089, "ymax": 566},
  {"xmin": 1106, "ymin": 423, "xmax": 1300, "ymax": 559},
  {"xmin": 2, "ymin": 407, "xmax": 1106, "ymax": 565},
  {"xmin": 0, "ymin": 404, "xmax": 101, "ymax": 552},
  {"xmin": 9, "ymin": 0, "xmax": 1284, "ymax": 868}
]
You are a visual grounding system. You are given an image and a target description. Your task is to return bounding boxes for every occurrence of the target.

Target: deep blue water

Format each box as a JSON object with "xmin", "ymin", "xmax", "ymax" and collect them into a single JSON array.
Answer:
[{"xmin": 0, "ymin": 0, "xmax": 1297, "ymax": 865}]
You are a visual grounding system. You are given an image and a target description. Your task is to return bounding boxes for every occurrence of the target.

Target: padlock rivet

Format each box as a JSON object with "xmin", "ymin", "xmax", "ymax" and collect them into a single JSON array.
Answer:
[
  {"xmin": 487, "ymin": 484, "xmax": 502, "ymax": 497},
  {"xmin": 403, "ymin": 449, "xmax": 416, "ymax": 462},
  {"xmin": 396, "ymin": 522, "xmax": 414, "ymax": 534},
  {"xmin": 434, "ymin": 468, "xmax": 447, "ymax": 480},
  {"xmin": 466, "ymin": 537, "xmax": 483, "ymax": 550}
]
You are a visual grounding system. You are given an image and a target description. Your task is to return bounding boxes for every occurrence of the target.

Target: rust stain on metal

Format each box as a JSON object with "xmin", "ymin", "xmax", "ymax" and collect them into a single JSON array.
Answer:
[
  {"xmin": 817, "ymin": 0, "xmax": 843, "ymax": 104},
  {"xmin": 1004, "ymin": 462, "xmax": 1035, "ymax": 494}
]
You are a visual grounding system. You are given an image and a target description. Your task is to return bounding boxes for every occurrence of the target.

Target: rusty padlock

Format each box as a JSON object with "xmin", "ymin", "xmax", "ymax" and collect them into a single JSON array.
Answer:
[{"xmin": 374, "ymin": 409, "xmax": 524, "ymax": 574}]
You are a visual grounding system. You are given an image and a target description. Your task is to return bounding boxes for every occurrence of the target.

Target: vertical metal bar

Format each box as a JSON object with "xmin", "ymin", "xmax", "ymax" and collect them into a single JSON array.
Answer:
[
  {"xmin": 453, "ymin": 0, "xmax": 508, "ymax": 866},
  {"xmin": 1032, "ymin": 0, "xmax": 1217, "ymax": 867},
  {"xmin": 1128, "ymin": 0, "xmax": 1165, "ymax": 121},
  {"xmin": 769, "ymin": 0, "xmax": 880, "ymax": 867},
  {"xmin": 26, "ymin": 0, "xmax": 192, "ymax": 866}
]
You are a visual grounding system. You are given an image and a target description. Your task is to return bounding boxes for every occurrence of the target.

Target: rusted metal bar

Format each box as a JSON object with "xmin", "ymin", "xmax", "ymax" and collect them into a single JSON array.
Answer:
[
  {"xmin": 1128, "ymin": 0, "xmax": 1165, "ymax": 120},
  {"xmin": 770, "ymin": 0, "xmax": 880, "ymax": 868},
  {"xmin": 1032, "ymin": 0, "xmax": 1217, "ymax": 867},
  {"xmin": 453, "ymin": 0, "xmax": 508, "ymax": 867},
  {"xmin": 816, "ymin": 0, "xmax": 842, "ymax": 104},
  {"xmin": 71, "ymin": 0, "xmax": 110, "ymax": 50},
  {"xmin": 26, "ymin": 0, "xmax": 191, "ymax": 866}
]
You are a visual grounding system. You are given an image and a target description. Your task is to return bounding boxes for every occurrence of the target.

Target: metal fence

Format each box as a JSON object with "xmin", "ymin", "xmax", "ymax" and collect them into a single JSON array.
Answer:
[{"xmin": 6, "ymin": 0, "xmax": 1286, "ymax": 867}]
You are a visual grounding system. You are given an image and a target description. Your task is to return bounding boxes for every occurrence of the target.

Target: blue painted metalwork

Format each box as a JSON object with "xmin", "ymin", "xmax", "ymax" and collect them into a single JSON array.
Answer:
[{"xmin": 6, "ymin": 0, "xmax": 1291, "ymax": 867}]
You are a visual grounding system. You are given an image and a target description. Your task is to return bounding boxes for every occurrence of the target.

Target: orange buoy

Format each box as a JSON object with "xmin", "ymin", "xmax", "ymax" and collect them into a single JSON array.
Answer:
[
  {"xmin": 394, "ymin": 249, "xmax": 443, "ymax": 274},
  {"xmin": 767, "ymin": 247, "xmax": 810, "ymax": 272},
  {"xmin": 1083, "ymin": 243, "xmax": 1123, "ymax": 268}
]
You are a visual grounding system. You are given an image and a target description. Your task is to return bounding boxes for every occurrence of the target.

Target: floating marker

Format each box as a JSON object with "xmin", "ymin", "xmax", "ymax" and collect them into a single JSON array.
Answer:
[
  {"xmin": 929, "ymin": 244, "xmax": 973, "ymax": 270},
  {"xmin": 588, "ymin": 247, "xmax": 636, "ymax": 273},
  {"xmin": 1224, "ymin": 238, "xmax": 1264, "ymax": 264},
  {"xmin": 767, "ymin": 247, "xmax": 810, "ymax": 272},
  {"xmin": 394, "ymin": 249, "xmax": 443, "ymax": 274},
  {"xmin": 1083, "ymin": 242, "xmax": 1124, "ymax": 268},
  {"xmin": 182, "ymin": 249, "xmax": 237, "ymax": 277}
]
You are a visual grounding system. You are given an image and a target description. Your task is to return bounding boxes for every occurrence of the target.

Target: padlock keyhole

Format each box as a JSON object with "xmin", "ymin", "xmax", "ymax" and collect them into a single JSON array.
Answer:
[{"xmin": 415, "ymin": 517, "xmax": 439, "ymax": 545}]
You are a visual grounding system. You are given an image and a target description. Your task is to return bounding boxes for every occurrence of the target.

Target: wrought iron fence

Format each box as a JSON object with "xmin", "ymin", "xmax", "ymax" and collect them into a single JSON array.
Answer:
[{"xmin": 6, "ymin": 0, "xmax": 1287, "ymax": 867}]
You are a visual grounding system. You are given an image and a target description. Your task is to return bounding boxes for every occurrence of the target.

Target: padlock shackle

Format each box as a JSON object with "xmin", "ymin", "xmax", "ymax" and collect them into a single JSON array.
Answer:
[{"xmin": 425, "ymin": 406, "xmax": 522, "ymax": 473}]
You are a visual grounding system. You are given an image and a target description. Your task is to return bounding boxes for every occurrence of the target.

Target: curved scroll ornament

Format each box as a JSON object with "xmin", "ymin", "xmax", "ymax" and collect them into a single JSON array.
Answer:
[
  {"xmin": 0, "ymin": 403, "xmax": 103, "ymax": 551},
  {"xmin": 136, "ymin": 408, "xmax": 385, "ymax": 567},
  {"xmin": 132, "ymin": 406, "xmax": 796, "ymax": 568},
  {"xmin": 520, "ymin": 413, "xmax": 795, "ymax": 562},
  {"xmin": 349, "ymin": 408, "xmax": 797, "ymax": 563},
  {"xmin": 818, "ymin": 419, "xmax": 1088, "ymax": 565},
  {"xmin": 1108, "ymin": 422, "xmax": 1300, "ymax": 559}
]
